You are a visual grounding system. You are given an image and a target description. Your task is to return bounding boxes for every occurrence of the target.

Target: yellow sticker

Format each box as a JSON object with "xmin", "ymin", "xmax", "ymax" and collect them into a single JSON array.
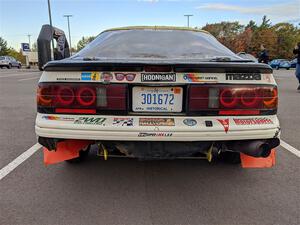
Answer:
[{"xmin": 91, "ymin": 72, "xmax": 100, "ymax": 81}]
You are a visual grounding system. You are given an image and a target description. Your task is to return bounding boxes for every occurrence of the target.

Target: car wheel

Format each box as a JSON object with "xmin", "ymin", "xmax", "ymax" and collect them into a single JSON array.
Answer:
[
  {"xmin": 65, "ymin": 145, "xmax": 91, "ymax": 163},
  {"xmin": 276, "ymin": 66, "xmax": 279, "ymax": 70},
  {"xmin": 219, "ymin": 151, "xmax": 241, "ymax": 164},
  {"xmin": 286, "ymin": 68, "xmax": 290, "ymax": 70},
  {"xmin": 7, "ymin": 64, "xmax": 12, "ymax": 69},
  {"xmin": 18, "ymin": 64, "xmax": 21, "ymax": 69}
]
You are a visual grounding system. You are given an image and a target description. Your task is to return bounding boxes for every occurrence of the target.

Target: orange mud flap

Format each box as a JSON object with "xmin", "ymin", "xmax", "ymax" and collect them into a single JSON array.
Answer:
[
  {"xmin": 43, "ymin": 140, "xmax": 93, "ymax": 165},
  {"xmin": 240, "ymin": 149, "xmax": 276, "ymax": 168}
]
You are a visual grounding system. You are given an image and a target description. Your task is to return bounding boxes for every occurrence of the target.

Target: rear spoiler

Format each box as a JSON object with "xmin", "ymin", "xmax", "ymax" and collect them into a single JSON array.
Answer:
[{"xmin": 44, "ymin": 60, "xmax": 272, "ymax": 73}]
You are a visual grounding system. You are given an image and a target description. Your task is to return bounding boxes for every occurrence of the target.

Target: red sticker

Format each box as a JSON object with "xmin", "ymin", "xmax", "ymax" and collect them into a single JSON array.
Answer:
[{"xmin": 217, "ymin": 119, "xmax": 229, "ymax": 133}]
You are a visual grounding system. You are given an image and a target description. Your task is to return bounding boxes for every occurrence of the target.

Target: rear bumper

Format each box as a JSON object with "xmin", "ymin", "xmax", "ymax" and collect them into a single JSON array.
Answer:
[{"xmin": 35, "ymin": 113, "xmax": 280, "ymax": 141}]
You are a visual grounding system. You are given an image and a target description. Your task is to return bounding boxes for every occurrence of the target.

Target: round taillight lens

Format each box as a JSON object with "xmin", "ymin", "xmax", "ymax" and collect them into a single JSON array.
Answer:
[
  {"xmin": 241, "ymin": 89, "xmax": 259, "ymax": 108},
  {"xmin": 77, "ymin": 87, "xmax": 96, "ymax": 106},
  {"xmin": 38, "ymin": 86, "xmax": 52, "ymax": 105},
  {"xmin": 57, "ymin": 86, "xmax": 75, "ymax": 105},
  {"xmin": 220, "ymin": 89, "xmax": 238, "ymax": 108},
  {"xmin": 263, "ymin": 88, "xmax": 278, "ymax": 108}
]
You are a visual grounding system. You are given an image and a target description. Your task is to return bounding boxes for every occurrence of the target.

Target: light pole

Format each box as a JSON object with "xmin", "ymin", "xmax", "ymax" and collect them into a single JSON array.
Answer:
[
  {"xmin": 184, "ymin": 14, "xmax": 193, "ymax": 28},
  {"xmin": 63, "ymin": 14, "xmax": 73, "ymax": 55},
  {"xmin": 47, "ymin": 0, "xmax": 55, "ymax": 60},
  {"xmin": 27, "ymin": 34, "xmax": 31, "ymax": 50}
]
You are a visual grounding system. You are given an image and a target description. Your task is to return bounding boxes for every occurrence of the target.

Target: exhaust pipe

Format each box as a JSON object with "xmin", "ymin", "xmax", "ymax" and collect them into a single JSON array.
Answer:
[{"xmin": 226, "ymin": 138, "xmax": 280, "ymax": 158}]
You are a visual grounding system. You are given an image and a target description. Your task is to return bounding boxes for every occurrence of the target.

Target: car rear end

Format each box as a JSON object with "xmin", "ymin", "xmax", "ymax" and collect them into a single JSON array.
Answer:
[{"xmin": 35, "ymin": 27, "xmax": 280, "ymax": 161}]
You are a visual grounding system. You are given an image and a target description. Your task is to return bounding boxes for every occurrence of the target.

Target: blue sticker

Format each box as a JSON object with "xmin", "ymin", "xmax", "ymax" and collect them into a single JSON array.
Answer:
[
  {"xmin": 81, "ymin": 72, "xmax": 91, "ymax": 80},
  {"xmin": 183, "ymin": 119, "xmax": 197, "ymax": 126}
]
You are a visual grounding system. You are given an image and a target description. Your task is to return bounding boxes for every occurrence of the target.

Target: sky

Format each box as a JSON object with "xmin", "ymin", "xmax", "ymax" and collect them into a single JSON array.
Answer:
[{"xmin": 0, "ymin": 0, "xmax": 300, "ymax": 50}]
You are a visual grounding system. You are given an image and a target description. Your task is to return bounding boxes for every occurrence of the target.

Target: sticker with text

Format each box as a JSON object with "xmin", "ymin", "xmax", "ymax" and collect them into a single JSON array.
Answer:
[
  {"xmin": 74, "ymin": 117, "xmax": 106, "ymax": 125},
  {"xmin": 42, "ymin": 115, "xmax": 75, "ymax": 121},
  {"xmin": 233, "ymin": 118, "xmax": 273, "ymax": 125},
  {"xmin": 139, "ymin": 118, "xmax": 175, "ymax": 126},
  {"xmin": 183, "ymin": 73, "xmax": 218, "ymax": 83},
  {"xmin": 138, "ymin": 132, "xmax": 173, "ymax": 137}
]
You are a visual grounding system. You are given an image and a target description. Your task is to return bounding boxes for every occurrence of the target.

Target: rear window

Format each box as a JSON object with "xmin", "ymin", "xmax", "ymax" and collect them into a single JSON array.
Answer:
[
  {"xmin": 0, "ymin": 56, "xmax": 5, "ymax": 60},
  {"xmin": 72, "ymin": 29, "xmax": 240, "ymax": 61}
]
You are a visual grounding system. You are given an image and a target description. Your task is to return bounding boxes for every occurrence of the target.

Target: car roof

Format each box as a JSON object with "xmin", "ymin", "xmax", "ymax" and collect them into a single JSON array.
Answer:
[{"xmin": 102, "ymin": 26, "xmax": 211, "ymax": 35}]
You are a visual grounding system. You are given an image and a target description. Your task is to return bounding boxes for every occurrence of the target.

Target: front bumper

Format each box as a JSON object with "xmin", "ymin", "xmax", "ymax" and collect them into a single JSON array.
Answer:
[{"xmin": 35, "ymin": 113, "xmax": 280, "ymax": 141}]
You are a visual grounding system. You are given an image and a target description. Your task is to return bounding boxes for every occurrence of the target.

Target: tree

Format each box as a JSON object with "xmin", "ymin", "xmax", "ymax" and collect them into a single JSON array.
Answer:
[
  {"xmin": 0, "ymin": 37, "xmax": 9, "ymax": 55},
  {"xmin": 260, "ymin": 15, "xmax": 271, "ymax": 29},
  {"xmin": 202, "ymin": 22, "xmax": 244, "ymax": 51},
  {"xmin": 7, "ymin": 49, "xmax": 26, "ymax": 64},
  {"xmin": 273, "ymin": 23, "xmax": 300, "ymax": 59},
  {"xmin": 245, "ymin": 20, "xmax": 257, "ymax": 31},
  {"xmin": 76, "ymin": 36, "xmax": 95, "ymax": 51}
]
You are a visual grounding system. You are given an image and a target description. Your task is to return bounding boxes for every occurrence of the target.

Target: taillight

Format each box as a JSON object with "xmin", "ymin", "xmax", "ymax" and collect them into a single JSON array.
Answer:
[
  {"xmin": 37, "ymin": 83, "xmax": 127, "ymax": 114},
  {"xmin": 189, "ymin": 85, "xmax": 277, "ymax": 115}
]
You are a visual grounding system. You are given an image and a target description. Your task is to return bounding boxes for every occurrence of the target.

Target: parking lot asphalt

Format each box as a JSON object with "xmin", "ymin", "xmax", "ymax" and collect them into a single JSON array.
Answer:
[{"xmin": 0, "ymin": 68, "xmax": 299, "ymax": 225}]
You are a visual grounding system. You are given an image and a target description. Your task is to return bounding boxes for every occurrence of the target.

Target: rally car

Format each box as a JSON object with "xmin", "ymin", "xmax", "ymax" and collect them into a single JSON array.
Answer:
[{"xmin": 35, "ymin": 26, "xmax": 280, "ymax": 164}]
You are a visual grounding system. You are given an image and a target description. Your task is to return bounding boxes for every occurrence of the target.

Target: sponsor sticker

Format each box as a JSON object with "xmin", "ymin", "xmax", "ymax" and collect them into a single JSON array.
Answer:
[
  {"xmin": 139, "ymin": 118, "xmax": 175, "ymax": 126},
  {"xmin": 138, "ymin": 132, "xmax": 173, "ymax": 137},
  {"xmin": 183, "ymin": 73, "xmax": 218, "ymax": 82},
  {"xmin": 225, "ymin": 73, "xmax": 261, "ymax": 80},
  {"xmin": 56, "ymin": 77, "xmax": 80, "ymax": 81},
  {"xmin": 113, "ymin": 118, "xmax": 134, "ymax": 126},
  {"xmin": 42, "ymin": 115, "xmax": 75, "ymax": 121},
  {"xmin": 141, "ymin": 73, "xmax": 176, "ymax": 82},
  {"xmin": 183, "ymin": 118, "xmax": 197, "ymax": 126},
  {"xmin": 233, "ymin": 118, "xmax": 273, "ymax": 125},
  {"xmin": 74, "ymin": 117, "xmax": 106, "ymax": 125},
  {"xmin": 217, "ymin": 119, "xmax": 229, "ymax": 133},
  {"xmin": 81, "ymin": 72, "xmax": 110, "ymax": 81}
]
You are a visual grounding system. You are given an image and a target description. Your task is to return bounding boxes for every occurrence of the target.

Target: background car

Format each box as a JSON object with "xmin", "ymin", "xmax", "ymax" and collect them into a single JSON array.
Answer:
[
  {"xmin": 290, "ymin": 58, "xmax": 297, "ymax": 68},
  {"xmin": 0, "ymin": 56, "xmax": 22, "ymax": 69},
  {"xmin": 269, "ymin": 59, "xmax": 291, "ymax": 70},
  {"xmin": 237, "ymin": 52, "xmax": 258, "ymax": 62}
]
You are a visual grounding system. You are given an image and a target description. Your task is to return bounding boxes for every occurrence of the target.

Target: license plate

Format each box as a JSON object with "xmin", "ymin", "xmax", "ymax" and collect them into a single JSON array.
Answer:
[{"xmin": 132, "ymin": 87, "xmax": 183, "ymax": 112}]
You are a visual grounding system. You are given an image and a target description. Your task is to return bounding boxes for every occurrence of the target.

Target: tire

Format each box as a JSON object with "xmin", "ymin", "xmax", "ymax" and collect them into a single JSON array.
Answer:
[
  {"xmin": 286, "ymin": 68, "xmax": 290, "ymax": 70},
  {"xmin": 65, "ymin": 145, "xmax": 91, "ymax": 163},
  {"xmin": 219, "ymin": 151, "xmax": 241, "ymax": 164},
  {"xmin": 18, "ymin": 64, "xmax": 21, "ymax": 69},
  {"xmin": 276, "ymin": 66, "xmax": 279, "ymax": 70},
  {"xmin": 7, "ymin": 64, "xmax": 12, "ymax": 69}
]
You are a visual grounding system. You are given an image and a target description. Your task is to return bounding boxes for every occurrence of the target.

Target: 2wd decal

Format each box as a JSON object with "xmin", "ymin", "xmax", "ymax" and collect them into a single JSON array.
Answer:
[
  {"xmin": 139, "ymin": 118, "xmax": 175, "ymax": 126},
  {"xmin": 74, "ymin": 117, "xmax": 106, "ymax": 125},
  {"xmin": 183, "ymin": 73, "xmax": 218, "ymax": 83},
  {"xmin": 141, "ymin": 73, "xmax": 176, "ymax": 82},
  {"xmin": 225, "ymin": 73, "xmax": 261, "ymax": 80},
  {"xmin": 138, "ymin": 132, "xmax": 173, "ymax": 137},
  {"xmin": 113, "ymin": 118, "xmax": 134, "ymax": 126},
  {"xmin": 217, "ymin": 119, "xmax": 229, "ymax": 133},
  {"xmin": 233, "ymin": 118, "xmax": 273, "ymax": 125}
]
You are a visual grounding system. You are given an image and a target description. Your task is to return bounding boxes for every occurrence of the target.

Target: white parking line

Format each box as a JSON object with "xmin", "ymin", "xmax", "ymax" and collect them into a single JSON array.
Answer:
[
  {"xmin": 18, "ymin": 76, "xmax": 40, "ymax": 81},
  {"xmin": 0, "ymin": 139, "xmax": 299, "ymax": 181},
  {"xmin": 0, "ymin": 72, "xmax": 41, "ymax": 78},
  {"xmin": 0, "ymin": 143, "xmax": 41, "ymax": 181},
  {"xmin": 280, "ymin": 140, "xmax": 300, "ymax": 157}
]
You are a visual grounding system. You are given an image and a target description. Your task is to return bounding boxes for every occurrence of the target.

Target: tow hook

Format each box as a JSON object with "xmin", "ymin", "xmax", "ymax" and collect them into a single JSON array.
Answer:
[
  {"xmin": 206, "ymin": 144, "xmax": 220, "ymax": 162},
  {"xmin": 97, "ymin": 143, "xmax": 108, "ymax": 160}
]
